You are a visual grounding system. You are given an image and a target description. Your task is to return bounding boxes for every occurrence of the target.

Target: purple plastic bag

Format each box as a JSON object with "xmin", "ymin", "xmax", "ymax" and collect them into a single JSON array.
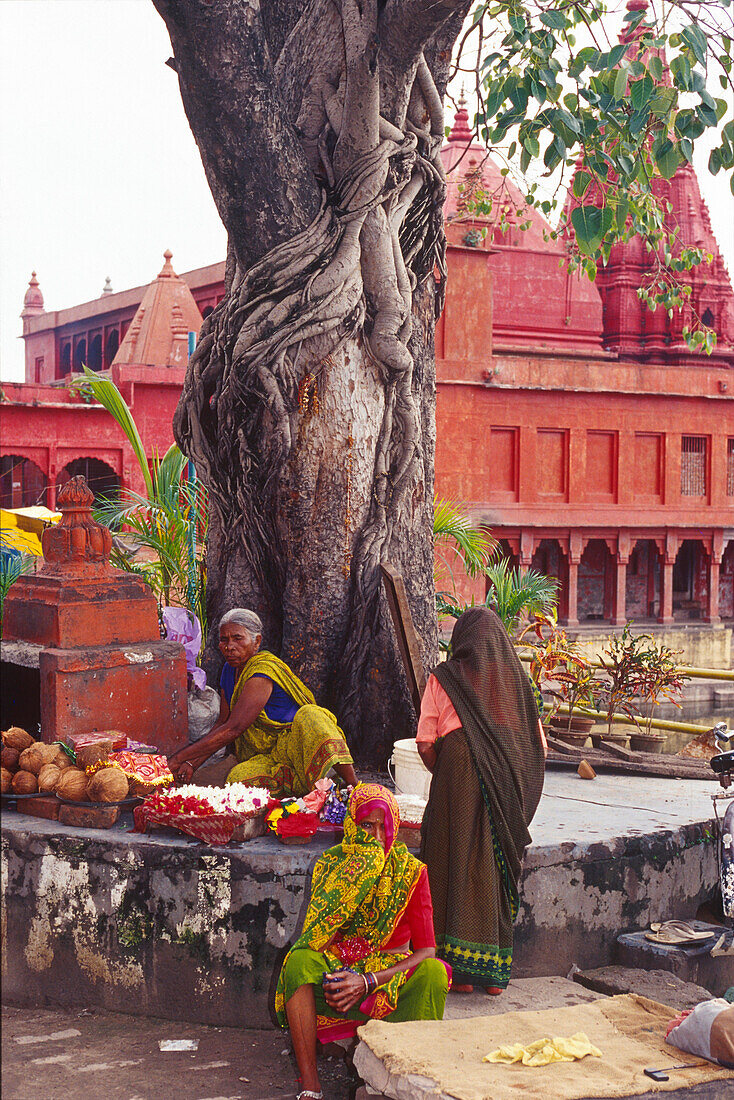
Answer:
[{"xmin": 162, "ymin": 607, "xmax": 206, "ymax": 689}]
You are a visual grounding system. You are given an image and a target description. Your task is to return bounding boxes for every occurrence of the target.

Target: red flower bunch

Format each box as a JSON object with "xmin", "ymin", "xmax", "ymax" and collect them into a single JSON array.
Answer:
[{"xmin": 146, "ymin": 791, "xmax": 216, "ymax": 817}]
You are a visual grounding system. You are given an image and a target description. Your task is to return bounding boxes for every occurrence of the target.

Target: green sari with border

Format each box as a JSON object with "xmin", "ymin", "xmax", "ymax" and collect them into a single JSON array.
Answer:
[
  {"xmin": 275, "ymin": 784, "xmax": 425, "ymax": 1029},
  {"xmin": 225, "ymin": 651, "xmax": 353, "ymax": 797}
]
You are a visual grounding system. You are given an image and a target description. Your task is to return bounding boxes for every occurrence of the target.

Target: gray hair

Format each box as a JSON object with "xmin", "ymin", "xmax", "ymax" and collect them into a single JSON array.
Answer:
[{"xmin": 219, "ymin": 608, "xmax": 263, "ymax": 638}]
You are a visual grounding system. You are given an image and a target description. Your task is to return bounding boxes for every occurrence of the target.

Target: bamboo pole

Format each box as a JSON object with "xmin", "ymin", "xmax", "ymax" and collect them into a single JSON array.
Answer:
[
  {"xmin": 548, "ymin": 702, "xmax": 715, "ymax": 736},
  {"xmin": 517, "ymin": 652, "xmax": 733, "ymax": 682}
]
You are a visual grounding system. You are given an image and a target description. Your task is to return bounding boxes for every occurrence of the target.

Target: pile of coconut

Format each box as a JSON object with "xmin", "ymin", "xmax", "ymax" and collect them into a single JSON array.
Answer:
[{"xmin": 1, "ymin": 727, "xmax": 129, "ymax": 802}]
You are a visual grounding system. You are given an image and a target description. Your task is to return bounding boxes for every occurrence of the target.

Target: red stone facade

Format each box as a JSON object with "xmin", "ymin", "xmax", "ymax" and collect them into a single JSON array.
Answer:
[{"xmin": 3, "ymin": 119, "xmax": 733, "ymax": 626}]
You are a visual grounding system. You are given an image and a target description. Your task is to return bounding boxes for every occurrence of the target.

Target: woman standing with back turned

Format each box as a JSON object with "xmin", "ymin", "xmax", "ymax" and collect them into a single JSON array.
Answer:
[{"xmin": 417, "ymin": 606, "xmax": 546, "ymax": 993}]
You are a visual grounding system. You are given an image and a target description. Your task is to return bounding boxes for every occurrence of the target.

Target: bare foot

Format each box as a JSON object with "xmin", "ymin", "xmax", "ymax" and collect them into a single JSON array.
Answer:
[{"xmin": 452, "ymin": 984, "xmax": 474, "ymax": 993}]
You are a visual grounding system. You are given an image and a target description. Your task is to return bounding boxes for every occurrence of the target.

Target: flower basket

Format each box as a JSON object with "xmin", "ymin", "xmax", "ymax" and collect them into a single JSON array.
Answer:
[
  {"xmin": 134, "ymin": 804, "xmax": 269, "ymax": 845},
  {"xmin": 133, "ymin": 784, "xmax": 272, "ymax": 845}
]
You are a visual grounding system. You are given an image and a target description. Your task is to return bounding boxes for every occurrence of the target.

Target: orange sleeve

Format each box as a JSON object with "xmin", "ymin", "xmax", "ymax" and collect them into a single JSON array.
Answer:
[{"xmin": 416, "ymin": 674, "xmax": 441, "ymax": 745}]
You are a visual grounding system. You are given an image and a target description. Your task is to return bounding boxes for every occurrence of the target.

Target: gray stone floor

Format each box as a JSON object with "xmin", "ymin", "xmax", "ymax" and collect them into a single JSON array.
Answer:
[{"xmin": 527, "ymin": 771, "xmax": 719, "ymax": 853}]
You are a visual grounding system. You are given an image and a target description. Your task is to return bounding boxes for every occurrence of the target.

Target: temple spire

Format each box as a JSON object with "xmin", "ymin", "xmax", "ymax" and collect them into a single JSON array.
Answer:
[
  {"xmin": 448, "ymin": 87, "xmax": 473, "ymax": 144},
  {"xmin": 21, "ymin": 271, "xmax": 45, "ymax": 318}
]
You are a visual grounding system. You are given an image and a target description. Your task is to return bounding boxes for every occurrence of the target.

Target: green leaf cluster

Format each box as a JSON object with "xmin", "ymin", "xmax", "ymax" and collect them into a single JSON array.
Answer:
[
  {"xmin": 466, "ymin": 0, "xmax": 733, "ymax": 352},
  {"xmin": 74, "ymin": 368, "xmax": 208, "ymax": 634}
]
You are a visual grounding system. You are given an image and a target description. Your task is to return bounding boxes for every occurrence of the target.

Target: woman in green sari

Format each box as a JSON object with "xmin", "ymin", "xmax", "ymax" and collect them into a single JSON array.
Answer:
[
  {"xmin": 276, "ymin": 783, "xmax": 450, "ymax": 1100},
  {"xmin": 168, "ymin": 609, "xmax": 357, "ymax": 795}
]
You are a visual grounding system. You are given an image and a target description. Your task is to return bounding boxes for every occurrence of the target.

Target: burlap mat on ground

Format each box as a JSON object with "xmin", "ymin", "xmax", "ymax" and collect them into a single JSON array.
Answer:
[{"xmin": 355, "ymin": 994, "xmax": 734, "ymax": 1099}]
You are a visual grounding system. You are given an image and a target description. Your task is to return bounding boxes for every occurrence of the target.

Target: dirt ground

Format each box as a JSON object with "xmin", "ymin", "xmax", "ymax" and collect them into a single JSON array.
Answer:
[{"xmin": 2, "ymin": 1004, "xmax": 360, "ymax": 1100}]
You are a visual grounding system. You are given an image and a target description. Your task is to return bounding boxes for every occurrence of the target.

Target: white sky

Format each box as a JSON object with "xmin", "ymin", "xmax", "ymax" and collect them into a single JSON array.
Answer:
[{"xmin": 1, "ymin": 0, "xmax": 732, "ymax": 382}]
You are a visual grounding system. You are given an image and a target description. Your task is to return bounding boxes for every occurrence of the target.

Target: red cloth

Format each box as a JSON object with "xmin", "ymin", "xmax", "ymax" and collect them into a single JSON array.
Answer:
[{"xmin": 382, "ymin": 866, "xmax": 435, "ymax": 951}]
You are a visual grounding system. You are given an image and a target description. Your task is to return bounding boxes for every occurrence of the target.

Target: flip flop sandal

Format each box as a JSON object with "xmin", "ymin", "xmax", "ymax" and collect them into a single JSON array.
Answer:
[
  {"xmin": 646, "ymin": 928, "xmax": 716, "ymax": 946},
  {"xmin": 649, "ymin": 920, "xmax": 717, "ymax": 942}
]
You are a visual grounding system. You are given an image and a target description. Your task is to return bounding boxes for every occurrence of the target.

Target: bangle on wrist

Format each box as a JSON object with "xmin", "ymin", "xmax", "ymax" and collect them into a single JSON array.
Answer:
[{"xmin": 361, "ymin": 973, "xmax": 369, "ymax": 997}]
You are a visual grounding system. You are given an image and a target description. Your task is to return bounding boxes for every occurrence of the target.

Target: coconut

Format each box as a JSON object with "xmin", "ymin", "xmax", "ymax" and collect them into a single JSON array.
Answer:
[
  {"xmin": 50, "ymin": 745, "xmax": 72, "ymax": 770},
  {"xmin": 12, "ymin": 770, "xmax": 38, "ymax": 795},
  {"xmin": 75, "ymin": 740, "xmax": 113, "ymax": 770},
  {"xmin": 56, "ymin": 768, "xmax": 88, "ymax": 802},
  {"xmin": 1, "ymin": 746, "xmax": 20, "ymax": 772},
  {"xmin": 38, "ymin": 763, "xmax": 62, "ymax": 793},
  {"xmin": 1, "ymin": 766, "xmax": 12, "ymax": 794},
  {"xmin": 2, "ymin": 727, "xmax": 34, "ymax": 752},
  {"xmin": 88, "ymin": 767, "xmax": 129, "ymax": 803},
  {"xmin": 19, "ymin": 743, "xmax": 58, "ymax": 776}
]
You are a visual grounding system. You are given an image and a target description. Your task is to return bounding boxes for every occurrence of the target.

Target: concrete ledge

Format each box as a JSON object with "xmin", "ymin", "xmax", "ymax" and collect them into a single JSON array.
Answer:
[{"xmin": 1, "ymin": 774, "xmax": 719, "ymax": 1026}]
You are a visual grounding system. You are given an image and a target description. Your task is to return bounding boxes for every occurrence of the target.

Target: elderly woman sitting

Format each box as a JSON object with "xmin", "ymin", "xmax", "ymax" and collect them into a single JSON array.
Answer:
[
  {"xmin": 168, "ymin": 609, "xmax": 357, "ymax": 795},
  {"xmin": 276, "ymin": 784, "xmax": 450, "ymax": 1100}
]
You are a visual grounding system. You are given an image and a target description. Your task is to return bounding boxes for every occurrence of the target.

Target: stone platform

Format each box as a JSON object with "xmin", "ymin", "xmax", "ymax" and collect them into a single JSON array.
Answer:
[{"xmin": 0, "ymin": 772, "xmax": 721, "ymax": 1026}]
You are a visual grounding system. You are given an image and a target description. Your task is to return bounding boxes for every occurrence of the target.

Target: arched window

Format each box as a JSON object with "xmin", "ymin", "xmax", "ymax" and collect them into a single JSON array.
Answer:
[
  {"xmin": 59, "ymin": 343, "xmax": 72, "ymax": 378},
  {"xmin": 72, "ymin": 338, "xmax": 87, "ymax": 372},
  {"xmin": 0, "ymin": 455, "xmax": 48, "ymax": 508},
  {"xmin": 104, "ymin": 328, "xmax": 120, "ymax": 368},
  {"xmin": 57, "ymin": 458, "xmax": 120, "ymax": 503},
  {"xmin": 88, "ymin": 334, "xmax": 103, "ymax": 372},
  {"xmin": 702, "ymin": 308, "xmax": 715, "ymax": 327}
]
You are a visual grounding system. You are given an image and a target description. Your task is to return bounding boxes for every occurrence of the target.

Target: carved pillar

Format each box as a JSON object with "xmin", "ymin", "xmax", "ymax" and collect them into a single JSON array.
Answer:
[
  {"xmin": 566, "ymin": 531, "xmax": 583, "ymax": 627},
  {"xmin": 658, "ymin": 533, "xmax": 678, "ymax": 625},
  {"xmin": 519, "ymin": 530, "xmax": 534, "ymax": 575},
  {"xmin": 705, "ymin": 533, "xmax": 724, "ymax": 623},
  {"xmin": 614, "ymin": 533, "xmax": 630, "ymax": 626}
]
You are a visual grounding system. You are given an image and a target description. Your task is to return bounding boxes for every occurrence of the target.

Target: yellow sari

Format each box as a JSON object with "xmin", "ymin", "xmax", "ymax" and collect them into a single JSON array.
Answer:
[{"xmin": 225, "ymin": 651, "xmax": 353, "ymax": 797}]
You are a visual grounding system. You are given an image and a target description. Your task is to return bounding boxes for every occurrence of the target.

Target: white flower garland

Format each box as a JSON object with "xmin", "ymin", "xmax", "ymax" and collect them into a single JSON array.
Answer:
[
  {"xmin": 170, "ymin": 783, "xmax": 270, "ymax": 814},
  {"xmin": 394, "ymin": 794, "xmax": 427, "ymax": 825}
]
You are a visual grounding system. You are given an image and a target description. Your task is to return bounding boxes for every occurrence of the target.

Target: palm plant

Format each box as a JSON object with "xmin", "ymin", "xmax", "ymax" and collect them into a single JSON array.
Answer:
[
  {"xmin": 484, "ymin": 560, "xmax": 559, "ymax": 636},
  {"xmin": 75, "ymin": 368, "xmax": 208, "ymax": 634},
  {"xmin": 433, "ymin": 498, "xmax": 497, "ymax": 579},
  {"xmin": 0, "ymin": 547, "xmax": 33, "ymax": 634},
  {"xmin": 434, "ymin": 498, "xmax": 497, "ymax": 621},
  {"xmin": 436, "ymin": 558, "xmax": 559, "ymax": 641}
]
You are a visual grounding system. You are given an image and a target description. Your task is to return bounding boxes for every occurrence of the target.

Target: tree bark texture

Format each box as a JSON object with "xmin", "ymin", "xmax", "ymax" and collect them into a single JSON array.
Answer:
[{"xmin": 154, "ymin": 0, "xmax": 471, "ymax": 763}]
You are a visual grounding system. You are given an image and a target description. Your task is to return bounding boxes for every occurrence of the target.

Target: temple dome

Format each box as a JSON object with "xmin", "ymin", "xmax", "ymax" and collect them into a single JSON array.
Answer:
[
  {"xmin": 21, "ymin": 271, "xmax": 45, "ymax": 317},
  {"xmin": 112, "ymin": 250, "xmax": 203, "ymax": 369}
]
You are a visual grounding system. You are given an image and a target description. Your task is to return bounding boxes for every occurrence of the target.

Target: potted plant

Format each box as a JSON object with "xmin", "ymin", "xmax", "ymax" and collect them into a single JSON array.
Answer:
[
  {"xmin": 519, "ymin": 615, "xmax": 602, "ymax": 748},
  {"xmin": 630, "ymin": 638, "xmax": 687, "ymax": 752},
  {"xmin": 596, "ymin": 625, "xmax": 652, "ymax": 749}
]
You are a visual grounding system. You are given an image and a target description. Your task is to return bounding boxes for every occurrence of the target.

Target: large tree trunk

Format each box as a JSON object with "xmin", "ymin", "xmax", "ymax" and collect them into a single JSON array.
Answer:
[{"xmin": 154, "ymin": 0, "xmax": 470, "ymax": 763}]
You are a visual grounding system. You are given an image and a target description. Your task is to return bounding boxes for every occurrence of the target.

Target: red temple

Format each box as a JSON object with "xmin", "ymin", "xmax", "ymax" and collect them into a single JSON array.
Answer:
[{"xmin": 2, "ymin": 99, "xmax": 733, "ymax": 631}]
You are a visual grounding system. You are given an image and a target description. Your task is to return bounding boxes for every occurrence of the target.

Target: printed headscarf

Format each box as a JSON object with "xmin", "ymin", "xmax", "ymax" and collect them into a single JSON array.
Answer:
[{"xmin": 275, "ymin": 782, "xmax": 423, "ymax": 1024}]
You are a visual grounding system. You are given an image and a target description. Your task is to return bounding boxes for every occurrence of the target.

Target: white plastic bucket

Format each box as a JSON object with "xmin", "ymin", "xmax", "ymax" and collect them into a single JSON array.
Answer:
[{"xmin": 388, "ymin": 738, "xmax": 432, "ymax": 800}]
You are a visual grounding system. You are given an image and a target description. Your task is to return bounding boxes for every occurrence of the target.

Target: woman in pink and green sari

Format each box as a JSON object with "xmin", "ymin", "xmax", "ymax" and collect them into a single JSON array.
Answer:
[{"xmin": 276, "ymin": 784, "xmax": 450, "ymax": 1100}]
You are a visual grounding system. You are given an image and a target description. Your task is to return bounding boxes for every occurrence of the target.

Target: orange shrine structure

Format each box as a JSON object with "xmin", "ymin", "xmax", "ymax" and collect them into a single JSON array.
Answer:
[{"xmin": 3, "ymin": 109, "xmax": 733, "ymax": 633}]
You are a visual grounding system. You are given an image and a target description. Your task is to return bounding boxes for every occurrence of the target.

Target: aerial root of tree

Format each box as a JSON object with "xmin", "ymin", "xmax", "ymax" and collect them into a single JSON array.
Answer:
[{"xmin": 162, "ymin": 0, "xmax": 471, "ymax": 749}]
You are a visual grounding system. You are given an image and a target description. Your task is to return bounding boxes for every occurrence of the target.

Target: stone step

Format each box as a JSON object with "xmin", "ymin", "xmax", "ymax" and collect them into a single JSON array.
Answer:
[{"xmin": 614, "ymin": 923, "xmax": 733, "ymax": 997}]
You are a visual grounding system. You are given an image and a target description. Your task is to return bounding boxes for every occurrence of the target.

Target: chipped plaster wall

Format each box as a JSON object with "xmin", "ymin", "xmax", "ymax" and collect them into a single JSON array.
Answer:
[
  {"xmin": 514, "ymin": 820, "xmax": 718, "ymax": 978},
  {"xmin": 1, "ymin": 822, "xmax": 314, "ymax": 1027},
  {"xmin": 1, "ymin": 817, "xmax": 718, "ymax": 1025}
]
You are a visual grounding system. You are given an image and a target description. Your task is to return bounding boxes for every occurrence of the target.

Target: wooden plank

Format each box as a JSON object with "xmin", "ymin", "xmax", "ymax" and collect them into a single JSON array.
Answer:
[
  {"xmin": 380, "ymin": 562, "xmax": 427, "ymax": 716},
  {"xmin": 546, "ymin": 750, "xmax": 713, "ymax": 781},
  {"xmin": 594, "ymin": 739, "xmax": 635, "ymax": 761}
]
